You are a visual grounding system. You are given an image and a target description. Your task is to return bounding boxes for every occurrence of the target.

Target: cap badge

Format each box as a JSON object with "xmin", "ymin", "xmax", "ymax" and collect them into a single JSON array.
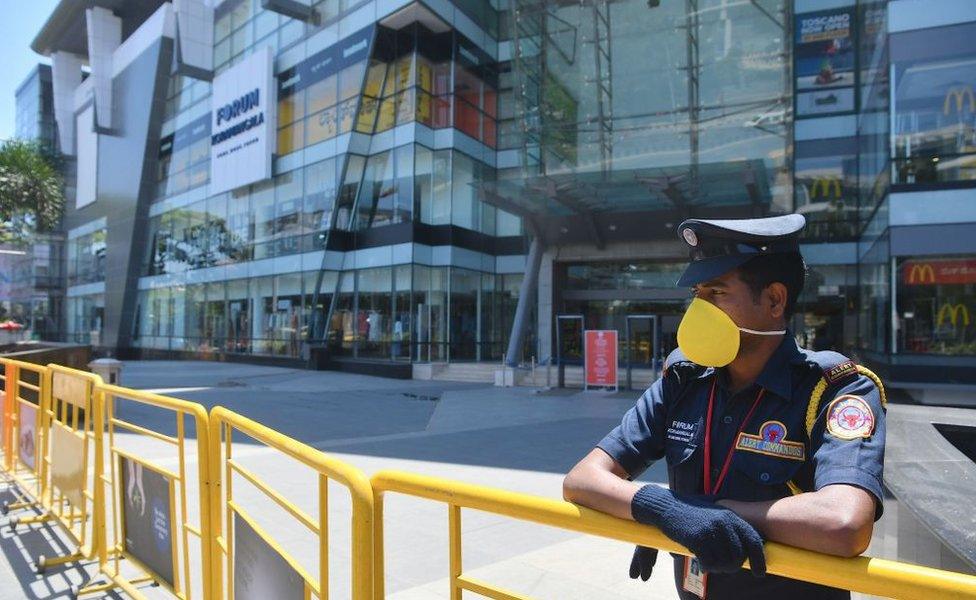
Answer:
[{"xmin": 682, "ymin": 228, "xmax": 698, "ymax": 247}]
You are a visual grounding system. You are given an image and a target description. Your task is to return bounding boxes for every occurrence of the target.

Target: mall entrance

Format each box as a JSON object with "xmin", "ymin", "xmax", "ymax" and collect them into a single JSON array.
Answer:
[{"xmin": 553, "ymin": 260, "xmax": 688, "ymax": 390}]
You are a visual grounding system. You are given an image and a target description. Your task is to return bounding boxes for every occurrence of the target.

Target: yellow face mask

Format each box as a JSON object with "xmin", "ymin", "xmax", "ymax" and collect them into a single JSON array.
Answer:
[{"xmin": 676, "ymin": 298, "xmax": 786, "ymax": 367}]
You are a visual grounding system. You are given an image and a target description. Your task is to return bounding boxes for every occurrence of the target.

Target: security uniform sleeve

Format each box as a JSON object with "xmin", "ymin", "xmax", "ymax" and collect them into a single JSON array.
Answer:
[
  {"xmin": 597, "ymin": 376, "xmax": 669, "ymax": 479},
  {"xmin": 809, "ymin": 373, "xmax": 886, "ymax": 518}
]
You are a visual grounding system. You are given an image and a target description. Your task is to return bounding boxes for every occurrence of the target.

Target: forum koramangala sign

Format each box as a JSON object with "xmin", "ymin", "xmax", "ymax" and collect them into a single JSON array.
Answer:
[{"xmin": 210, "ymin": 46, "xmax": 276, "ymax": 195}]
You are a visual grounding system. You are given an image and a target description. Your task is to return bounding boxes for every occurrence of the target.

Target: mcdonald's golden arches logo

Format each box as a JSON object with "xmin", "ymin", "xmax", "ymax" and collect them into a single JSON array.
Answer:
[
  {"xmin": 943, "ymin": 86, "xmax": 976, "ymax": 115},
  {"xmin": 937, "ymin": 303, "xmax": 970, "ymax": 329},
  {"xmin": 907, "ymin": 263, "xmax": 936, "ymax": 284},
  {"xmin": 809, "ymin": 176, "xmax": 843, "ymax": 199}
]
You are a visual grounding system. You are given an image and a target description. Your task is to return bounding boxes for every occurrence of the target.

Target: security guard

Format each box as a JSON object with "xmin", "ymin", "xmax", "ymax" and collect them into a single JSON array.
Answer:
[{"xmin": 563, "ymin": 214, "xmax": 886, "ymax": 599}]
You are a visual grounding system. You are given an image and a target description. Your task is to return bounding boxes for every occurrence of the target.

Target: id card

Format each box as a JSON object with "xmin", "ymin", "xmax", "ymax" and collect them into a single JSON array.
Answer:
[{"xmin": 682, "ymin": 556, "xmax": 707, "ymax": 598}]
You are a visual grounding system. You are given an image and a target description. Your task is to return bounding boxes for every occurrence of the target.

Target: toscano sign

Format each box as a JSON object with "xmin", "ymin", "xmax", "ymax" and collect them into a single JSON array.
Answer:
[{"xmin": 210, "ymin": 47, "xmax": 276, "ymax": 195}]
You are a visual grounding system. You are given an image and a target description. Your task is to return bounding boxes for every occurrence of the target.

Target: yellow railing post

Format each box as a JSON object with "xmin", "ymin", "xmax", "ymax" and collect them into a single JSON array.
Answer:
[
  {"xmin": 208, "ymin": 406, "xmax": 374, "ymax": 600},
  {"xmin": 78, "ymin": 383, "xmax": 213, "ymax": 600}
]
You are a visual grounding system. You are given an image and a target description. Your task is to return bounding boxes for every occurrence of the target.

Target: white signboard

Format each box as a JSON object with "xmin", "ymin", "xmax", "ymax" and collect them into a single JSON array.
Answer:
[{"xmin": 209, "ymin": 47, "xmax": 276, "ymax": 195}]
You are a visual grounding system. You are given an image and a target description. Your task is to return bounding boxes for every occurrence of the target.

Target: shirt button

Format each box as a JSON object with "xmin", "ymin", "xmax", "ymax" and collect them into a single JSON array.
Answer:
[
  {"xmin": 722, "ymin": 415, "xmax": 733, "ymax": 424},
  {"xmin": 760, "ymin": 472, "xmax": 770, "ymax": 482},
  {"xmin": 711, "ymin": 468, "xmax": 720, "ymax": 479}
]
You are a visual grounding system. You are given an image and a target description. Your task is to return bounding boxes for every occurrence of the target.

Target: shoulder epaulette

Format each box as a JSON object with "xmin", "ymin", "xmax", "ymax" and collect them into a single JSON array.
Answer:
[
  {"xmin": 805, "ymin": 363, "xmax": 886, "ymax": 438},
  {"xmin": 663, "ymin": 347, "xmax": 705, "ymax": 383}
]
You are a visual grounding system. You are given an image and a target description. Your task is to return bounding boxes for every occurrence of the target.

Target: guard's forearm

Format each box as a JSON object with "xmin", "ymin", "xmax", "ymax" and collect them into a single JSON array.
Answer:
[
  {"xmin": 563, "ymin": 463, "xmax": 644, "ymax": 521},
  {"xmin": 718, "ymin": 486, "xmax": 874, "ymax": 557}
]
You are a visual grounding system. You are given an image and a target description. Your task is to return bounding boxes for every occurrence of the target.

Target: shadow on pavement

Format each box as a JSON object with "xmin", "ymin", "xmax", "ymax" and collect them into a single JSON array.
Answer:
[{"xmin": 0, "ymin": 485, "xmax": 126, "ymax": 600}]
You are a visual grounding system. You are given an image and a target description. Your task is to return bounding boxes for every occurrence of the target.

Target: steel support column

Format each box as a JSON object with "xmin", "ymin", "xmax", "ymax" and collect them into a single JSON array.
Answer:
[{"xmin": 504, "ymin": 235, "xmax": 546, "ymax": 367}]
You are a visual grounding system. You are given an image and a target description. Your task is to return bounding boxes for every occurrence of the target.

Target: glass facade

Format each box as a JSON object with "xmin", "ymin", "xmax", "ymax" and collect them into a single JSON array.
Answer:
[
  {"xmin": 66, "ymin": 229, "xmax": 106, "ymax": 286},
  {"xmin": 128, "ymin": 2, "xmax": 525, "ymax": 363},
  {"xmin": 67, "ymin": 293, "xmax": 105, "ymax": 345},
  {"xmin": 507, "ymin": 0, "xmax": 791, "ymax": 215},
  {"xmin": 133, "ymin": 265, "xmax": 523, "ymax": 362},
  {"xmin": 897, "ymin": 255, "xmax": 976, "ymax": 356},
  {"xmin": 15, "ymin": 65, "xmax": 56, "ymax": 148},
  {"xmin": 891, "ymin": 20, "xmax": 976, "ymax": 185},
  {"xmin": 795, "ymin": 138, "xmax": 860, "ymax": 240},
  {"xmin": 38, "ymin": 0, "xmax": 976, "ymax": 384}
]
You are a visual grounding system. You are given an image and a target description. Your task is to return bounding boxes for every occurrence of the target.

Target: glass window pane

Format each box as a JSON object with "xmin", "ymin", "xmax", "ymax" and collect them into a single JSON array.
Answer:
[
  {"xmin": 278, "ymin": 89, "xmax": 305, "ymax": 126},
  {"xmin": 339, "ymin": 61, "xmax": 366, "ymax": 101},
  {"xmin": 275, "ymin": 170, "xmax": 303, "ymax": 256},
  {"xmin": 364, "ymin": 60, "xmax": 387, "ymax": 98},
  {"xmin": 415, "ymin": 145, "xmax": 433, "ymax": 224},
  {"xmin": 356, "ymin": 96, "xmax": 379, "ymax": 133},
  {"xmin": 304, "ymin": 158, "xmax": 337, "ymax": 249},
  {"xmin": 357, "ymin": 267, "xmax": 392, "ymax": 358},
  {"xmin": 431, "ymin": 149, "xmax": 451, "ymax": 225},
  {"xmin": 251, "ymin": 181, "xmax": 276, "ymax": 260},
  {"xmin": 277, "ymin": 120, "xmax": 304, "ymax": 154},
  {"xmin": 394, "ymin": 144, "xmax": 414, "ymax": 223},
  {"xmin": 451, "ymin": 152, "xmax": 476, "ymax": 230},
  {"xmin": 337, "ymin": 98, "xmax": 358, "ymax": 134},
  {"xmin": 307, "ymin": 106, "xmax": 339, "ymax": 144},
  {"xmin": 307, "ymin": 74, "xmax": 338, "ymax": 114}
]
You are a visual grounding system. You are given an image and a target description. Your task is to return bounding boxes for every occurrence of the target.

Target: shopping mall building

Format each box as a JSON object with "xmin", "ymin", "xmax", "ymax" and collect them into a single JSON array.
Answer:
[{"xmin": 14, "ymin": 0, "xmax": 976, "ymax": 386}]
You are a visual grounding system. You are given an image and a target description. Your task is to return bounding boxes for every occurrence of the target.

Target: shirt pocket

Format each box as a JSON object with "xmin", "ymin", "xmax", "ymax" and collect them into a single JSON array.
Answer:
[{"xmin": 729, "ymin": 450, "xmax": 805, "ymax": 501}]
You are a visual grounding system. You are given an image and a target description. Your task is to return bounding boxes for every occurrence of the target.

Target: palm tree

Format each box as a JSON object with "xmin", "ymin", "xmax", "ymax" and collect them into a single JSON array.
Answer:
[{"xmin": 0, "ymin": 139, "xmax": 65, "ymax": 244}]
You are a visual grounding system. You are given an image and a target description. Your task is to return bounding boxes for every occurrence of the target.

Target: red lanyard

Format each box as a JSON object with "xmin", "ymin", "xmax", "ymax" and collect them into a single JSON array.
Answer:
[{"xmin": 702, "ymin": 378, "xmax": 765, "ymax": 496}]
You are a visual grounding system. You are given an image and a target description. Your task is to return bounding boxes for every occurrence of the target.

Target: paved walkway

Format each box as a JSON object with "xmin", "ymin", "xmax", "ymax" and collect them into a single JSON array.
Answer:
[{"xmin": 0, "ymin": 361, "xmax": 676, "ymax": 599}]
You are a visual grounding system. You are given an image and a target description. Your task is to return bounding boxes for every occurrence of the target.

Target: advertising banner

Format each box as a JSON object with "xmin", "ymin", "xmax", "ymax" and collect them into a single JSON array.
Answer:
[
  {"xmin": 210, "ymin": 46, "xmax": 276, "ymax": 195},
  {"xmin": 903, "ymin": 259, "xmax": 976, "ymax": 285},
  {"xmin": 50, "ymin": 422, "xmax": 86, "ymax": 507},
  {"xmin": 120, "ymin": 455, "xmax": 176, "ymax": 588},
  {"xmin": 795, "ymin": 8, "xmax": 856, "ymax": 116},
  {"xmin": 18, "ymin": 402, "xmax": 37, "ymax": 470},
  {"xmin": 584, "ymin": 329, "xmax": 618, "ymax": 389},
  {"xmin": 233, "ymin": 512, "xmax": 305, "ymax": 600},
  {"xmin": 52, "ymin": 372, "xmax": 88, "ymax": 408}
]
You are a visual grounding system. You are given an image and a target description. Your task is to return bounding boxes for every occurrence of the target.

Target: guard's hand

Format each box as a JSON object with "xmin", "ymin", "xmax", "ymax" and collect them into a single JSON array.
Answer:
[
  {"xmin": 629, "ymin": 545, "xmax": 658, "ymax": 581},
  {"xmin": 631, "ymin": 485, "xmax": 767, "ymax": 576}
]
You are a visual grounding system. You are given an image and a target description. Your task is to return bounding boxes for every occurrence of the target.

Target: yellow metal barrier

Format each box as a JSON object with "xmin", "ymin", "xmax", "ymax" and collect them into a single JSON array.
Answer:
[
  {"xmin": 208, "ymin": 406, "xmax": 373, "ymax": 600},
  {"xmin": 0, "ymin": 361, "xmax": 11, "ymax": 476},
  {"xmin": 78, "ymin": 383, "xmax": 214, "ymax": 600},
  {"xmin": 371, "ymin": 470, "xmax": 976, "ymax": 600},
  {"xmin": 1, "ymin": 359, "xmax": 50, "ymax": 515},
  {"xmin": 15, "ymin": 365, "xmax": 106, "ymax": 574}
]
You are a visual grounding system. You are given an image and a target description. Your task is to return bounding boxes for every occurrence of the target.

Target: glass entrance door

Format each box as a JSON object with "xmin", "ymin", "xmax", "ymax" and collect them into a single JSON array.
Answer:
[
  {"xmin": 556, "ymin": 314, "xmax": 584, "ymax": 388},
  {"xmin": 626, "ymin": 315, "xmax": 659, "ymax": 390}
]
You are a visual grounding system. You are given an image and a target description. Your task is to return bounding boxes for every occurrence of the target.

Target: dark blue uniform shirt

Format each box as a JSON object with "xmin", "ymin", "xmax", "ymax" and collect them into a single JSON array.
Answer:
[{"xmin": 597, "ymin": 334, "xmax": 886, "ymax": 600}]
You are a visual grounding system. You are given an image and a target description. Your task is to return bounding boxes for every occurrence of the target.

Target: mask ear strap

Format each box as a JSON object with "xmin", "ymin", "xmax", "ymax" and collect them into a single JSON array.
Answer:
[{"xmin": 738, "ymin": 327, "xmax": 787, "ymax": 336}]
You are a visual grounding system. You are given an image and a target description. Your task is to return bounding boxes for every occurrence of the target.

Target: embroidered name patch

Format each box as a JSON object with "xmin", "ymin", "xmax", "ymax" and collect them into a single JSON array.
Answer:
[
  {"xmin": 824, "ymin": 361, "xmax": 857, "ymax": 385},
  {"xmin": 735, "ymin": 420, "xmax": 806, "ymax": 461},
  {"xmin": 826, "ymin": 395, "xmax": 875, "ymax": 439},
  {"xmin": 666, "ymin": 420, "xmax": 697, "ymax": 443}
]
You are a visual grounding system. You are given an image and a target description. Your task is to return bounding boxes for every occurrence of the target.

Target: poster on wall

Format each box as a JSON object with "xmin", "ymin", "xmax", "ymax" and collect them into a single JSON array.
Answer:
[
  {"xmin": 119, "ymin": 455, "xmax": 176, "ymax": 589},
  {"xmin": 210, "ymin": 46, "xmax": 276, "ymax": 195},
  {"xmin": 18, "ymin": 402, "xmax": 37, "ymax": 470},
  {"xmin": 584, "ymin": 330, "xmax": 618, "ymax": 390},
  {"xmin": 795, "ymin": 8, "xmax": 856, "ymax": 116},
  {"xmin": 50, "ymin": 423, "xmax": 86, "ymax": 507},
  {"xmin": 233, "ymin": 512, "xmax": 305, "ymax": 600}
]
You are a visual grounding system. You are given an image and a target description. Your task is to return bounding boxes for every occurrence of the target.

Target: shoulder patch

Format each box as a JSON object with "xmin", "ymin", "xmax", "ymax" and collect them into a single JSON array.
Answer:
[
  {"xmin": 826, "ymin": 395, "xmax": 875, "ymax": 440},
  {"xmin": 824, "ymin": 360, "xmax": 857, "ymax": 385}
]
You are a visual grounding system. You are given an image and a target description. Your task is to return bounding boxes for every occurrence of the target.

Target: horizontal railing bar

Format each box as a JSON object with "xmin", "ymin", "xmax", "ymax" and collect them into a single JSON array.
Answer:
[
  {"xmin": 372, "ymin": 470, "xmax": 976, "ymax": 600},
  {"xmin": 228, "ymin": 458, "xmax": 318, "ymax": 533},
  {"xmin": 110, "ymin": 418, "xmax": 179, "ymax": 446},
  {"xmin": 112, "ymin": 448, "xmax": 181, "ymax": 482},
  {"xmin": 457, "ymin": 576, "xmax": 534, "ymax": 600},
  {"xmin": 212, "ymin": 408, "xmax": 372, "ymax": 504}
]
